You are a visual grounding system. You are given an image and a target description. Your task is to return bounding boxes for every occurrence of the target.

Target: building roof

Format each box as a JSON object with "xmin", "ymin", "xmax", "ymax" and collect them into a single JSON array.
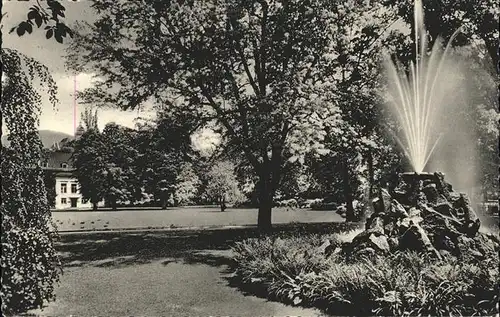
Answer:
[{"xmin": 43, "ymin": 151, "xmax": 74, "ymax": 170}]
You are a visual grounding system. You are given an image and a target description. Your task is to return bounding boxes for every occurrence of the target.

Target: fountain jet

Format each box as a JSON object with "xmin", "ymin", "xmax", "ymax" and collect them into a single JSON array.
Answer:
[{"xmin": 383, "ymin": 0, "xmax": 462, "ymax": 173}]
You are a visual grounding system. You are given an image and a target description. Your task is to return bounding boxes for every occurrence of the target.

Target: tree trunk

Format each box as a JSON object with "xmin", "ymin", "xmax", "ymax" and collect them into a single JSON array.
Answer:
[
  {"xmin": 111, "ymin": 199, "xmax": 117, "ymax": 211},
  {"xmin": 257, "ymin": 197, "xmax": 273, "ymax": 232},
  {"xmin": 343, "ymin": 156, "xmax": 355, "ymax": 222},
  {"xmin": 92, "ymin": 202, "xmax": 98, "ymax": 211},
  {"xmin": 161, "ymin": 197, "xmax": 167, "ymax": 210},
  {"xmin": 257, "ymin": 172, "xmax": 275, "ymax": 232},
  {"xmin": 220, "ymin": 195, "xmax": 227, "ymax": 212}
]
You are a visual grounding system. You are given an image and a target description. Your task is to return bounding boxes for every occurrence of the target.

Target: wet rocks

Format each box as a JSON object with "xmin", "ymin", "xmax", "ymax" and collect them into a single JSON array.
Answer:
[{"xmin": 341, "ymin": 172, "xmax": 498, "ymax": 262}]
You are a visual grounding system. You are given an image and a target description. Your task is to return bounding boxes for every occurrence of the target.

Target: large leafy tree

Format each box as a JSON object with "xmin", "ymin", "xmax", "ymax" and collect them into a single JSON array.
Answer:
[
  {"xmin": 68, "ymin": 0, "xmax": 398, "ymax": 230},
  {"xmin": 102, "ymin": 165, "xmax": 131, "ymax": 210},
  {"xmin": 71, "ymin": 129, "xmax": 107, "ymax": 210},
  {"xmin": 173, "ymin": 163, "xmax": 201, "ymax": 206},
  {"xmin": 135, "ymin": 116, "xmax": 195, "ymax": 209},
  {"xmin": 204, "ymin": 161, "xmax": 244, "ymax": 211},
  {"xmin": 101, "ymin": 123, "xmax": 138, "ymax": 205},
  {"xmin": 1, "ymin": 48, "xmax": 61, "ymax": 314}
]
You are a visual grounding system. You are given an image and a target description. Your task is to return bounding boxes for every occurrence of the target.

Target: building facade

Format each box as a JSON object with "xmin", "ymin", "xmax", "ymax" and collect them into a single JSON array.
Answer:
[{"xmin": 42, "ymin": 125, "xmax": 105, "ymax": 210}]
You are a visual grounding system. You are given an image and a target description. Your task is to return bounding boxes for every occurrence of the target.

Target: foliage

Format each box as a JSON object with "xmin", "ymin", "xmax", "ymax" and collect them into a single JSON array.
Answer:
[
  {"xmin": 233, "ymin": 232, "xmax": 500, "ymax": 316},
  {"xmin": 101, "ymin": 123, "xmax": 138, "ymax": 205},
  {"xmin": 102, "ymin": 165, "xmax": 131, "ymax": 210},
  {"xmin": 8, "ymin": 0, "xmax": 72, "ymax": 43},
  {"xmin": 136, "ymin": 117, "xmax": 194, "ymax": 208},
  {"xmin": 71, "ymin": 129, "xmax": 107, "ymax": 209},
  {"xmin": 81, "ymin": 107, "xmax": 99, "ymax": 131},
  {"xmin": 66, "ymin": 0, "xmax": 358, "ymax": 228},
  {"xmin": 1, "ymin": 48, "xmax": 60, "ymax": 315},
  {"xmin": 383, "ymin": 0, "xmax": 499, "ymax": 65},
  {"xmin": 42, "ymin": 170, "xmax": 57, "ymax": 208},
  {"xmin": 204, "ymin": 161, "xmax": 244, "ymax": 210},
  {"xmin": 173, "ymin": 163, "xmax": 201, "ymax": 206},
  {"xmin": 458, "ymin": 49, "xmax": 499, "ymax": 199}
]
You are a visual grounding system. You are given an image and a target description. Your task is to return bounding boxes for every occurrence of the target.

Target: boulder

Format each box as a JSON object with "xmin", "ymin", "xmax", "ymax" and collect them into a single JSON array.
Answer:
[
  {"xmin": 365, "ymin": 215, "xmax": 385, "ymax": 234},
  {"xmin": 368, "ymin": 234, "xmax": 390, "ymax": 253},
  {"xmin": 334, "ymin": 172, "xmax": 497, "ymax": 262}
]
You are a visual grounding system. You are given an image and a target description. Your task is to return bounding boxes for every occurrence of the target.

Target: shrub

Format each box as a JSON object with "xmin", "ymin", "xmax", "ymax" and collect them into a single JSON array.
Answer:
[
  {"xmin": 2, "ymin": 49, "xmax": 61, "ymax": 315},
  {"xmin": 275, "ymin": 199, "xmax": 299, "ymax": 208},
  {"xmin": 232, "ymin": 231, "xmax": 500, "ymax": 316},
  {"xmin": 310, "ymin": 201, "xmax": 337, "ymax": 211},
  {"xmin": 1, "ymin": 228, "xmax": 60, "ymax": 315}
]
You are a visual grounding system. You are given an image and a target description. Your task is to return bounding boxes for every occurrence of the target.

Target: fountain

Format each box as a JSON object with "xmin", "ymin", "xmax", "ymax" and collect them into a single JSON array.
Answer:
[
  {"xmin": 322, "ymin": 0, "xmax": 499, "ymax": 261},
  {"xmin": 384, "ymin": 0, "xmax": 463, "ymax": 173}
]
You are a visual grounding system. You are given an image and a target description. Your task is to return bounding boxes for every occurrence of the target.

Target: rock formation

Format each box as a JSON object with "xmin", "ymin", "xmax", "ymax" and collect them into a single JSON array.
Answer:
[{"xmin": 334, "ymin": 172, "xmax": 499, "ymax": 261}]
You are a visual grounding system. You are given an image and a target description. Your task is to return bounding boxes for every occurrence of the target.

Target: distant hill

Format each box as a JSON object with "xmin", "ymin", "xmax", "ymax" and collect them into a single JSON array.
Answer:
[{"xmin": 1, "ymin": 130, "xmax": 73, "ymax": 149}]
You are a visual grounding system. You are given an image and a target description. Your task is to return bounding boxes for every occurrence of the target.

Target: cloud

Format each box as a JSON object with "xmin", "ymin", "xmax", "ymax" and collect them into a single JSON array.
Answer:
[
  {"xmin": 38, "ymin": 72, "xmax": 155, "ymax": 135},
  {"xmin": 2, "ymin": 2, "xmax": 152, "ymax": 136}
]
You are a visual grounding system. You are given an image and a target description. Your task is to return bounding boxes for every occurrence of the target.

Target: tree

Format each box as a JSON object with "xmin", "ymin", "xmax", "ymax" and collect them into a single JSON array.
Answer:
[
  {"xmin": 204, "ymin": 161, "xmax": 244, "ymax": 212},
  {"xmin": 134, "ymin": 116, "xmax": 195, "ymax": 209},
  {"xmin": 71, "ymin": 129, "xmax": 107, "ymax": 210},
  {"xmin": 69, "ymin": 0, "xmax": 376, "ymax": 230},
  {"xmin": 81, "ymin": 107, "xmax": 99, "ymax": 131},
  {"xmin": 173, "ymin": 163, "xmax": 201, "ymax": 206},
  {"xmin": 101, "ymin": 123, "xmax": 139, "ymax": 204},
  {"xmin": 102, "ymin": 165, "xmax": 130, "ymax": 210},
  {"xmin": 43, "ymin": 170, "xmax": 57, "ymax": 208},
  {"xmin": 1, "ymin": 48, "xmax": 61, "ymax": 314}
]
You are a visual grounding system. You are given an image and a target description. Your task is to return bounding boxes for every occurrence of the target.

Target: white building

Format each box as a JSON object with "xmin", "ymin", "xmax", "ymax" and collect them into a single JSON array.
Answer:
[{"xmin": 42, "ymin": 125, "xmax": 105, "ymax": 210}]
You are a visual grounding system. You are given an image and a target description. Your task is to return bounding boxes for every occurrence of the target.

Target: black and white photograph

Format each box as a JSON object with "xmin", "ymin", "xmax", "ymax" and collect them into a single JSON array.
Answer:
[{"xmin": 1, "ymin": 0, "xmax": 499, "ymax": 316}]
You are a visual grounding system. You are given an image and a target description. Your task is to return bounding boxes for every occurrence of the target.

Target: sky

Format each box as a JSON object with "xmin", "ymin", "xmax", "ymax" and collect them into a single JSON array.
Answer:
[{"xmin": 2, "ymin": 1, "xmax": 156, "ymax": 136}]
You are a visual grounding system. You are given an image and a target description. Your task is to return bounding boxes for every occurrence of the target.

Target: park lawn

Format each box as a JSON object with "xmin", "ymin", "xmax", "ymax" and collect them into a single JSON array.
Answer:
[
  {"xmin": 29, "ymin": 258, "xmax": 326, "ymax": 317},
  {"xmin": 27, "ymin": 227, "xmax": 340, "ymax": 316},
  {"xmin": 51, "ymin": 207, "xmax": 344, "ymax": 232}
]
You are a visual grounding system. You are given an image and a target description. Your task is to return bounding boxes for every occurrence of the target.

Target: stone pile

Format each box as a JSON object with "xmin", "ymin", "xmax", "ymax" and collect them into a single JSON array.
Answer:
[{"xmin": 331, "ymin": 172, "xmax": 499, "ymax": 261}]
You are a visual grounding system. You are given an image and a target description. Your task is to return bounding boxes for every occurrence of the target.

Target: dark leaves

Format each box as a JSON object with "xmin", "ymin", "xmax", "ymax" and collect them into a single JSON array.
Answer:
[
  {"xmin": 46, "ymin": 29, "xmax": 54, "ymax": 39},
  {"xmin": 55, "ymin": 32, "xmax": 63, "ymax": 43},
  {"xmin": 11, "ymin": 0, "xmax": 72, "ymax": 44}
]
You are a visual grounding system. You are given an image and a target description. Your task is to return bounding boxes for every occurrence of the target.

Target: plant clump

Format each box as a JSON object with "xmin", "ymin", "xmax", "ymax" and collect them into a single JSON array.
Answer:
[{"xmin": 232, "ymin": 228, "xmax": 499, "ymax": 316}]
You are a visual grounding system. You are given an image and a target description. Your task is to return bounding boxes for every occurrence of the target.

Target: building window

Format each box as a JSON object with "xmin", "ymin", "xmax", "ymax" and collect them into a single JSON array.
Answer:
[
  {"xmin": 61, "ymin": 198, "xmax": 67, "ymax": 204},
  {"xmin": 71, "ymin": 183, "xmax": 78, "ymax": 193},
  {"xmin": 61, "ymin": 183, "xmax": 67, "ymax": 193},
  {"xmin": 61, "ymin": 163, "xmax": 68, "ymax": 168}
]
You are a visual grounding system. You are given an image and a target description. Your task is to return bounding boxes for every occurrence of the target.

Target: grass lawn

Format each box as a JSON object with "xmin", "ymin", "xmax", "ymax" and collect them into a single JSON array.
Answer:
[
  {"xmin": 51, "ymin": 206, "xmax": 345, "ymax": 232},
  {"xmin": 28, "ymin": 224, "xmax": 355, "ymax": 316}
]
